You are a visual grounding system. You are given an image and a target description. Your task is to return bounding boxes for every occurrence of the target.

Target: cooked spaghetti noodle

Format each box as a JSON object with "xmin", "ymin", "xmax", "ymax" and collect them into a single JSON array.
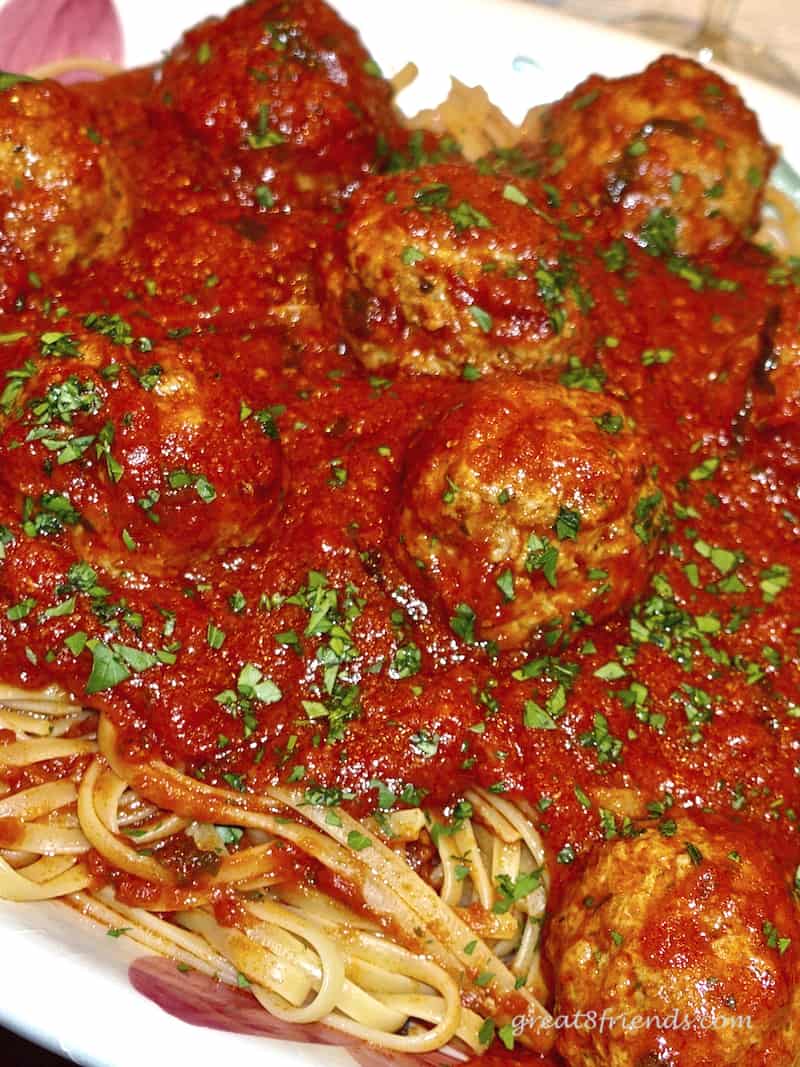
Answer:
[
  {"xmin": 0, "ymin": 689, "xmax": 552, "ymax": 1054},
  {"xmin": 28, "ymin": 57, "xmax": 124, "ymax": 81}
]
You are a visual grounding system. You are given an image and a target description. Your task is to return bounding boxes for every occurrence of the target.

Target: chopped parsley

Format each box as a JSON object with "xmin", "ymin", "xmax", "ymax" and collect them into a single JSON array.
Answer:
[
  {"xmin": 560, "ymin": 356, "xmax": 606, "ymax": 392},
  {"xmin": 579, "ymin": 712, "xmax": 623, "ymax": 764},
  {"xmin": 1, "ymin": 360, "xmax": 37, "ymax": 415},
  {"xmin": 410, "ymin": 730, "xmax": 440, "ymax": 758},
  {"xmin": 215, "ymin": 663, "xmax": 282, "ymax": 738},
  {"xmin": 525, "ymin": 534, "xmax": 558, "ymax": 587},
  {"xmin": 84, "ymin": 639, "xmax": 161, "ymax": 694},
  {"xmin": 247, "ymin": 103, "xmax": 285, "ymax": 149},
  {"xmin": 496, "ymin": 568, "xmax": 515, "ymax": 602},
  {"xmin": 347, "ymin": 830, "xmax": 372, "ymax": 851},
  {"xmin": 22, "ymin": 492, "xmax": 81, "ymax": 538},
  {"xmin": 594, "ymin": 411, "xmax": 623, "ymax": 434},
  {"xmin": 390, "ymin": 642, "xmax": 421, "ymax": 679},
  {"xmin": 449, "ymin": 200, "xmax": 491, "ymax": 232},
  {"xmin": 166, "ymin": 469, "xmax": 217, "ymax": 502},
  {"xmin": 554, "ymin": 506, "xmax": 581, "ymax": 541},
  {"xmin": 40, "ymin": 332, "xmax": 80, "ymax": 359},
  {"xmin": 469, "ymin": 305, "xmax": 493, "ymax": 333},
  {"xmin": 450, "ymin": 603, "xmax": 477, "ymax": 644},
  {"xmin": 493, "ymin": 869, "xmax": 543, "ymax": 914}
]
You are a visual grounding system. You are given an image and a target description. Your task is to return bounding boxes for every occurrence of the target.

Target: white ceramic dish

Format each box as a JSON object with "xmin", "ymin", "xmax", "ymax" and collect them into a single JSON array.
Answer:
[{"xmin": 1, "ymin": 2, "xmax": 799, "ymax": 1064}]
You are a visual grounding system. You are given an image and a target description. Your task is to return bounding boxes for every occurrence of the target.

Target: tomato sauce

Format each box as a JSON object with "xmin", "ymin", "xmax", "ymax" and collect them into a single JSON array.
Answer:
[{"xmin": 0, "ymin": 12, "xmax": 798, "ymax": 1065}]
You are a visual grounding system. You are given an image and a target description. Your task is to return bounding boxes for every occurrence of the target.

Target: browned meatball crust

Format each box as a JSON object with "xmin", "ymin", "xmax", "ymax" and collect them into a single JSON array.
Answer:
[
  {"xmin": 539, "ymin": 56, "xmax": 776, "ymax": 255},
  {"xmin": 327, "ymin": 163, "xmax": 594, "ymax": 376},
  {"xmin": 87, "ymin": 209, "xmax": 326, "ymax": 334},
  {"xmin": 0, "ymin": 327, "xmax": 283, "ymax": 576},
  {"xmin": 0, "ymin": 77, "xmax": 131, "ymax": 287},
  {"xmin": 547, "ymin": 817, "xmax": 800, "ymax": 1067},
  {"xmin": 752, "ymin": 289, "xmax": 800, "ymax": 435},
  {"xmin": 157, "ymin": 0, "xmax": 401, "ymax": 206},
  {"xmin": 399, "ymin": 378, "xmax": 663, "ymax": 648}
]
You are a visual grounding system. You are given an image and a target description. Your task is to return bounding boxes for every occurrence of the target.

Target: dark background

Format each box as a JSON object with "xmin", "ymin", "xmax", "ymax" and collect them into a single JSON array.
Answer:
[{"xmin": 0, "ymin": 1029, "xmax": 67, "ymax": 1064}]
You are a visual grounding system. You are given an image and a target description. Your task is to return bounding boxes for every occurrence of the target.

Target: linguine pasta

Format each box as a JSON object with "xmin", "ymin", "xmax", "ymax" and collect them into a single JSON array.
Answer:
[{"xmin": 0, "ymin": 688, "xmax": 553, "ymax": 1055}]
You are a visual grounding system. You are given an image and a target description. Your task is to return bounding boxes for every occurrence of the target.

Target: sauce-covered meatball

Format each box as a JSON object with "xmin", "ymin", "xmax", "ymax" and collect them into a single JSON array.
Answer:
[
  {"xmin": 539, "ymin": 56, "xmax": 775, "ymax": 255},
  {"xmin": 88, "ymin": 209, "xmax": 325, "ymax": 333},
  {"xmin": 0, "ymin": 325, "xmax": 283, "ymax": 575},
  {"xmin": 157, "ymin": 0, "xmax": 400, "ymax": 206},
  {"xmin": 328, "ymin": 163, "xmax": 592, "ymax": 376},
  {"xmin": 547, "ymin": 817, "xmax": 800, "ymax": 1066},
  {"xmin": 399, "ymin": 379, "xmax": 663, "ymax": 648},
  {"xmin": 0, "ymin": 77, "xmax": 131, "ymax": 289}
]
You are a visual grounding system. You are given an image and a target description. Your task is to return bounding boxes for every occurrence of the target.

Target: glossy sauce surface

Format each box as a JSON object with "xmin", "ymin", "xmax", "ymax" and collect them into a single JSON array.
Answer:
[{"xmin": 0, "ymin": 11, "xmax": 798, "ymax": 1063}]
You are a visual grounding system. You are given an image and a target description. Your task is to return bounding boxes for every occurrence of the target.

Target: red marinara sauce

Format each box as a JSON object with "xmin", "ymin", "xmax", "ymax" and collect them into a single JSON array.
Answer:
[{"xmin": 0, "ymin": 5, "xmax": 798, "ymax": 1064}]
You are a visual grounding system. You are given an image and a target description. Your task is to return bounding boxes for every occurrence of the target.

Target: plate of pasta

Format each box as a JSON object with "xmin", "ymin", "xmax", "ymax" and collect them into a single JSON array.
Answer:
[{"xmin": 1, "ymin": 1, "xmax": 800, "ymax": 1066}]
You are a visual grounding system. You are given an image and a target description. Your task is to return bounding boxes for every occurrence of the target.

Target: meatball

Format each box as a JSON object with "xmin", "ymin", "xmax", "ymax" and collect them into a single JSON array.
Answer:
[
  {"xmin": 88, "ymin": 209, "xmax": 326, "ymax": 333},
  {"xmin": 157, "ymin": 0, "xmax": 400, "ymax": 205},
  {"xmin": 547, "ymin": 817, "xmax": 800, "ymax": 1067},
  {"xmin": 0, "ymin": 326, "xmax": 283, "ymax": 575},
  {"xmin": 752, "ymin": 293, "xmax": 800, "ymax": 435},
  {"xmin": 0, "ymin": 77, "xmax": 131, "ymax": 285},
  {"xmin": 327, "ymin": 163, "xmax": 592, "ymax": 376},
  {"xmin": 539, "ymin": 56, "xmax": 775, "ymax": 255},
  {"xmin": 398, "ymin": 379, "xmax": 663, "ymax": 648}
]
